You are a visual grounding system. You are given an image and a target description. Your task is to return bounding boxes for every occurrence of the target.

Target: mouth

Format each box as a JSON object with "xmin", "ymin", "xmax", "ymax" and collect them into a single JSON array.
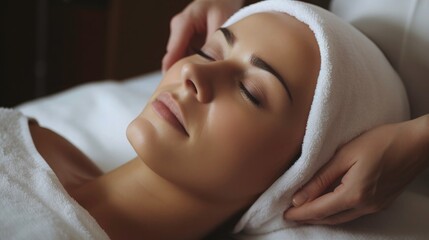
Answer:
[{"xmin": 151, "ymin": 92, "xmax": 189, "ymax": 136}]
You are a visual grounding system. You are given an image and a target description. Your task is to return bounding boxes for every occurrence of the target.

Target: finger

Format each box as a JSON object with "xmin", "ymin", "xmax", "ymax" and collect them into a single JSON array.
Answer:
[
  {"xmin": 285, "ymin": 186, "xmax": 350, "ymax": 221},
  {"xmin": 291, "ymin": 151, "xmax": 352, "ymax": 207},
  {"xmin": 162, "ymin": 53, "xmax": 179, "ymax": 74},
  {"xmin": 163, "ymin": 14, "xmax": 196, "ymax": 72},
  {"xmin": 300, "ymin": 207, "xmax": 372, "ymax": 225},
  {"xmin": 205, "ymin": 9, "xmax": 228, "ymax": 42}
]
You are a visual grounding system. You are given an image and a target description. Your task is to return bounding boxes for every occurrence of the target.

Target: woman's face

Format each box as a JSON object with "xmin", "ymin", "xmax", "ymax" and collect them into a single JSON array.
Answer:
[{"xmin": 127, "ymin": 12, "xmax": 320, "ymax": 203}]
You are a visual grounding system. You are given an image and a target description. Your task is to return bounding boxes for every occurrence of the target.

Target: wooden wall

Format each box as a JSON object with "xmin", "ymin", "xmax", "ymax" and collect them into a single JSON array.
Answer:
[{"xmin": 1, "ymin": 0, "xmax": 330, "ymax": 107}]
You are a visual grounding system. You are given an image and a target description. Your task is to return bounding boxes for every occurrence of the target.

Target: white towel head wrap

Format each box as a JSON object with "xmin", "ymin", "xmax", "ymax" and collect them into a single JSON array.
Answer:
[{"xmin": 222, "ymin": 0, "xmax": 409, "ymax": 234}]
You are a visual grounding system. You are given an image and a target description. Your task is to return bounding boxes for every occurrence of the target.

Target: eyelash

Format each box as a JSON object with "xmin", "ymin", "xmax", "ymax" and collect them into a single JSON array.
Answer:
[
  {"xmin": 195, "ymin": 49, "xmax": 261, "ymax": 107},
  {"xmin": 194, "ymin": 49, "xmax": 215, "ymax": 61},
  {"xmin": 240, "ymin": 82, "xmax": 261, "ymax": 107}
]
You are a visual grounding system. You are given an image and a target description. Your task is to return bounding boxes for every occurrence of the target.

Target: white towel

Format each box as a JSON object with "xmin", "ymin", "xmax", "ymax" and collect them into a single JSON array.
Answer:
[
  {"xmin": 223, "ymin": 0, "xmax": 410, "ymax": 234},
  {"xmin": 0, "ymin": 108, "xmax": 108, "ymax": 239}
]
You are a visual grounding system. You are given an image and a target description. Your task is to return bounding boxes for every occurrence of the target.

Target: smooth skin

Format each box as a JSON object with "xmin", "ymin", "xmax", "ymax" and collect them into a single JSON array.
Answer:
[{"xmin": 164, "ymin": 0, "xmax": 429, "ymax": 226}]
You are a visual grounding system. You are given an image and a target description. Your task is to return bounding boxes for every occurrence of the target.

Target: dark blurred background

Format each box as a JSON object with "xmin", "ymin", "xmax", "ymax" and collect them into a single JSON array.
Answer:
[{"xmin": 0, "ymin": 0, "xmax": 330, "ymax": 107}]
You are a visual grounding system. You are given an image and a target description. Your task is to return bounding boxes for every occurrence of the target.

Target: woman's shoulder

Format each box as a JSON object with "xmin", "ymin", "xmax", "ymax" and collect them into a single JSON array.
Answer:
[{"xmin": 28, "ymin": 121, "xmax": 103, "ymax": 191}]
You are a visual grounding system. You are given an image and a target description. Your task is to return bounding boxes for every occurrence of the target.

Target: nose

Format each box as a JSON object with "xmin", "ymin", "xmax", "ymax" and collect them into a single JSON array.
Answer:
[
  {"xmin": 180, "ymin": 61, "xmax": 241, "ymax": 103},
  {"xmin": 180, "ymin": 62, "xmax": 214, "ymax": 103}
]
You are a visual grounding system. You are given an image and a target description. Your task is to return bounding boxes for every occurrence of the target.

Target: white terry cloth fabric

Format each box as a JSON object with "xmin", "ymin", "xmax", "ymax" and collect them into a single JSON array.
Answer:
[
  {"xmin": 223, "ymin": 0, "xmax": 410, "ymax": 234},
  {"xmin": 0, "ymin": 108, "xmax": 108, "ymax": 240}
]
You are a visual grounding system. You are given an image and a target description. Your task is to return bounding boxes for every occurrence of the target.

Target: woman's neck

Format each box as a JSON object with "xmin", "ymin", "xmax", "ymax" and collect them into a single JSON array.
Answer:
[{"xmin": 71, "ymin": 158, "xmax": 247, "ymax": 240}]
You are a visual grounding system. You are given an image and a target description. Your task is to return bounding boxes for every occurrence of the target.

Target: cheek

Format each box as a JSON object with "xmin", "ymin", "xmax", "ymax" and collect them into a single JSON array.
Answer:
[
  {"xmin": 160, "ymin": 58, "xmax": 189, "ymax": 86},
  {"xmin": 197, "ymin": 104, "xmax": 294, "ymax": 198}
]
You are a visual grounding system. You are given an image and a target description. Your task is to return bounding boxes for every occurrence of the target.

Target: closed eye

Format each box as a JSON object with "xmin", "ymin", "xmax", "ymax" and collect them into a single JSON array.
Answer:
[
  {"xmin": 194, "ymin": 49, "xmax": 215, "ymax": 61},
  {"xmin": 239, "ymin": 82, "xmax": 261, "ymax": 107}
]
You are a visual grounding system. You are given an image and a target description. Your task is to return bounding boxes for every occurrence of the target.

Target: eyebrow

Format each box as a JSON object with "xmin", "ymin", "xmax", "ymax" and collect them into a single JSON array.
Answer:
[
  {"xmin": 220, "ymin": 27, "xmax": 236, "ymax": 46},
  {"xmin": 219, "ymin": 27, "xmax": 293, "ymax": 103}
]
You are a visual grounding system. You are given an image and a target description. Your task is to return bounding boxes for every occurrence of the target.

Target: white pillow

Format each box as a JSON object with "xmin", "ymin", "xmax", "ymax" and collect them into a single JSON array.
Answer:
[{"xmin": 331, "ymin": 0, "xmax": 429, "ymax": 118}]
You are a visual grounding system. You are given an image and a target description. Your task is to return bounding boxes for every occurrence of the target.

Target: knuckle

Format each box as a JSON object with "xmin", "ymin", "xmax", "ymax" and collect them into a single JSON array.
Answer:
[
  {"xmin": 312, "ymin": 174, "xmax": 330, "ymax": 191},
  {"xmin": 313, "ymin": 176, "xmax": 324, "ymax": 189},
  {"xmin": 347, "ymin": 185, "xmax": 377, "ymax": 208}
]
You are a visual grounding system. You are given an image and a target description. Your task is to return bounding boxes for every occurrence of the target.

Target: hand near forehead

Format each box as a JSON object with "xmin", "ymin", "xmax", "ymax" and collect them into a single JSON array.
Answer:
[
  {"xmin": 162, "ymin": 0, "xmax": 244, "ymax": 73},
  {"xmin": 284, "ymin": 114, "xmax": 429, "ymax": 225}
]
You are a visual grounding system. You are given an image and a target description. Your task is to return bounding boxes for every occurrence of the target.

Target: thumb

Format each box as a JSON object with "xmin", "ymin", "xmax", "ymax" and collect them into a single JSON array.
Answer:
[{"xmin": 292, "ymin": 152, "xmax": 351, "ymax": 207}]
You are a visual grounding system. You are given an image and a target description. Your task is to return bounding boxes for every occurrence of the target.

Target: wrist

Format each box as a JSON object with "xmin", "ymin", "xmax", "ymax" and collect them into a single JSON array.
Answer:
[
  {"xmin": 422, "ymin": 114, "xmax": 429, "ymax": 164},
  {"xmin": 414, "ymin": 114, "xmax": 429, "ymax": 169}
]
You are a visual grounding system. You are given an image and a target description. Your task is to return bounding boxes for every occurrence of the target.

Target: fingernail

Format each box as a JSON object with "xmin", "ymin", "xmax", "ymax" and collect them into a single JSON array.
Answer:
[{"xmin": 292, "ymin": 192, "xmax": 308, "ymax": 207}]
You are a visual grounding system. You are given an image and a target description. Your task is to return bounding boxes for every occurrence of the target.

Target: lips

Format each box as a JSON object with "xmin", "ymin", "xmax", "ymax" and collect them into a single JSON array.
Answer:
[{"xmin": 152, "ymin": 92, "xmax": 189, "ymax": 136}]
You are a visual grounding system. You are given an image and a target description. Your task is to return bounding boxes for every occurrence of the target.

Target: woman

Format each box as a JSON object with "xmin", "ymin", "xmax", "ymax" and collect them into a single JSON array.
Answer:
[{"xmin": 3, "ymin": 8, "xmax": 319, "ymax": 240}]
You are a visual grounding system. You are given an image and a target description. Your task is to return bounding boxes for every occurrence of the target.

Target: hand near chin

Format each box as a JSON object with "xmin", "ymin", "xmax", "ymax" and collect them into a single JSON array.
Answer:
[
  {"xmin": 162, "ymin": 0, "xmax": 244, "ymax": 73},
  {"xmin": 284, "ymin": 115, "xmax": 429, "ymax": 225}
]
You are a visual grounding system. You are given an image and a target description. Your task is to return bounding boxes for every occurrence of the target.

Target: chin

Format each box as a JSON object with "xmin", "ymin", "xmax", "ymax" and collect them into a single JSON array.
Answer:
[
  {"xmin": 126, "ymin": 114, "xmax": 176, "ymax": 164},
  {"xmin": 126, "ymin": 116, "xmax": 155, "ymax": 157}
]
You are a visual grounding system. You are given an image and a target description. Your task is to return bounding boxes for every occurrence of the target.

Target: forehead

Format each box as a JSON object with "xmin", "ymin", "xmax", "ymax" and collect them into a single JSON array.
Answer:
[
  {"xmin": 228, "ymin": 12, "xmax": 320, "ymax": 98},
  {"xmin": 228, "ymin": 11, "xmax": 318, "ymax": 62}
]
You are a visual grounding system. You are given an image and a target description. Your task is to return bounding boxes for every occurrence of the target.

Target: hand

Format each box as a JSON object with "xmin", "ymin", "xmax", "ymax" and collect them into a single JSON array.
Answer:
[
  {"xmin": 162, "ymin": 0, "xmax": 244, "ymax": 73},
  {"xmin": 284, "ymin": 114, "xmax": 429, "ymax": 225}
]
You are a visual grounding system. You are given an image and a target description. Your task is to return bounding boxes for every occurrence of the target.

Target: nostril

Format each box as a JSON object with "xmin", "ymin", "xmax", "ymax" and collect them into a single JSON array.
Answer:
[{"xmin": 186, "ymin": 79, "xmax": 198, "ymax": 94}]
